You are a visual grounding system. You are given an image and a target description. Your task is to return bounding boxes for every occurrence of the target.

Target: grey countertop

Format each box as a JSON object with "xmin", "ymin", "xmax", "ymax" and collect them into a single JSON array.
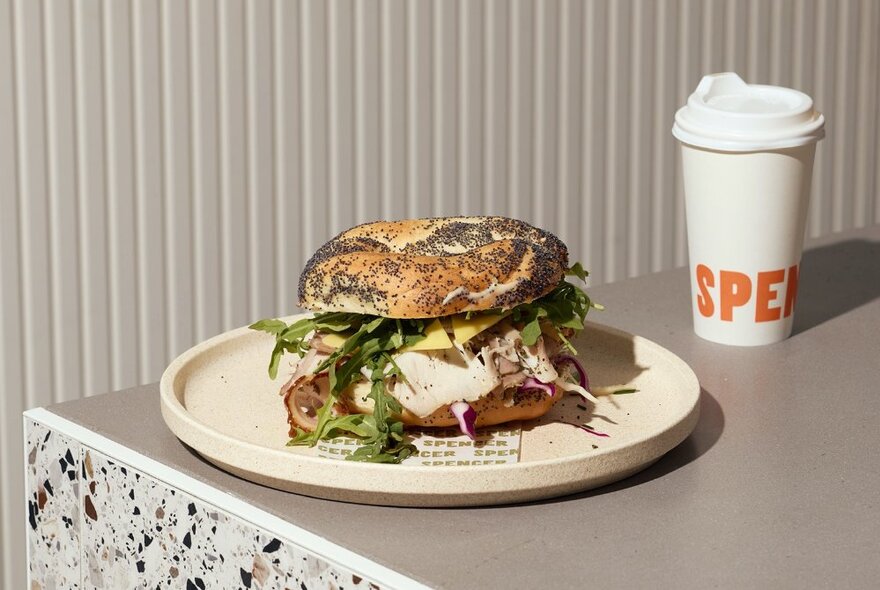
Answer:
[{"xmin": 49, "ymin": 224, "xmax": 880, "ymax": 589}]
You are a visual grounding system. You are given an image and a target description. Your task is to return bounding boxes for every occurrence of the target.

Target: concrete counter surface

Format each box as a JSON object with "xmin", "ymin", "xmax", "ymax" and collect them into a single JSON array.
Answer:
[{"xmin": 32, "ymin": 225, "xmax": 880, "ymax": 589}]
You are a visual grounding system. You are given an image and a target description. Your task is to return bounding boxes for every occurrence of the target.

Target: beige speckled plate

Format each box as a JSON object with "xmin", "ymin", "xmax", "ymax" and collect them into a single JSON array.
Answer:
[{"xmin": 160, "ymin": 318, "xmax": 700, "ymax": 507}]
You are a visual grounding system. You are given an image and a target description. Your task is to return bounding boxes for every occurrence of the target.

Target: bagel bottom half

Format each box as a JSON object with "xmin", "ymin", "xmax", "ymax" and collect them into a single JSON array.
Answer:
[{"xmin": 340, "ymin": 380, "xmax": 562, "ymax": 429}]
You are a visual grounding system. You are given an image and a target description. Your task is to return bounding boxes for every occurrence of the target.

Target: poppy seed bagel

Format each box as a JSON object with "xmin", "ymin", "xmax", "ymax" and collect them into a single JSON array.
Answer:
[{"xmin": 297, "ymin": 216, "xmax": 569, "ymax": 318}]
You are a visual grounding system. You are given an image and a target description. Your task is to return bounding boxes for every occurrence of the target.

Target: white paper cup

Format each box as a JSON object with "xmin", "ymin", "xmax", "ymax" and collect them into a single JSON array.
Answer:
[{"xmin": 673, "ymin": 73, "xmax": 824, "ymax": 346}]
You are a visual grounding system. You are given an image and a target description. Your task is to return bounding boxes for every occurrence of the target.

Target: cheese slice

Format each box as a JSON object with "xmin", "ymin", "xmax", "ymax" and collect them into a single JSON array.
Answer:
[
  {"xmin": 320, "ymin": 332, "xmax": 351, "ymax": 348},
  {"xmin": 452, "ymin": 312, "xmax": 509, "ymax": 344},
  {"xmin": 399, "ymin": 319, "xmax": 453, "ymax": 352}
]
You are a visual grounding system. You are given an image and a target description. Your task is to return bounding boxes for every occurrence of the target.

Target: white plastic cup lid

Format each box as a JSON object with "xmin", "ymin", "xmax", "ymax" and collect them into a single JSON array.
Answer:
[{"xmin": 672, "ymin": 72, "xmax": 825, "ymax": 152}]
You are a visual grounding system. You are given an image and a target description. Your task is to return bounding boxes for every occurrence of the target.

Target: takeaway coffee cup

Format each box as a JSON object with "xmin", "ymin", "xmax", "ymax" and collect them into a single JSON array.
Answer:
[{"xmin": 673, "ymin": 73, "xmax": 824, "ymax": 346}]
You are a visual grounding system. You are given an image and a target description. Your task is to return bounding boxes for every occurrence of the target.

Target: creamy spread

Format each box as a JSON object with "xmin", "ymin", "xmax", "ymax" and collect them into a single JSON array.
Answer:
[{"xmin": 441, "ymin": 279, "xmax": 521, "ymax": 306}]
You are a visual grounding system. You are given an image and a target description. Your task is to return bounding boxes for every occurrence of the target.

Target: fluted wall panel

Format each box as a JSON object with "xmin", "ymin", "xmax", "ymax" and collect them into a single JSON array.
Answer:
[{"xmin": 2, "ymin": 1, "xmax": 879, "ymax": 585}]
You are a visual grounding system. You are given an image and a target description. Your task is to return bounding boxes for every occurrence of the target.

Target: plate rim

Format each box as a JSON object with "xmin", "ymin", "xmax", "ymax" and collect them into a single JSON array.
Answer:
[
  {"xmin": 159, "ymin": 313, "xmax": 702, "ymax": 507},
  {"xmin": 160, "ymin": 316, "xmax": 700, "ymax": 477}
]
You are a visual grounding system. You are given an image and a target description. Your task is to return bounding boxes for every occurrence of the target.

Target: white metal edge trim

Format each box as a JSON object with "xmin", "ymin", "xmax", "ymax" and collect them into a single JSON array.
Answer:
[
  {"xmin": 22, "ymin": 414, "xmax": 32, "ymax": 587},
  {"xmin": 23, "ymin": 407, "xmax": 431, "ymax": 590}
]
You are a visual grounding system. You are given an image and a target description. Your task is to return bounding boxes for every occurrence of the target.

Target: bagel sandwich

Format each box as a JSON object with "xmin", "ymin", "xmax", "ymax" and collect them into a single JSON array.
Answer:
[{"xmin": 250, "ymin": 216, "xmax": 600, "ymax": 463}]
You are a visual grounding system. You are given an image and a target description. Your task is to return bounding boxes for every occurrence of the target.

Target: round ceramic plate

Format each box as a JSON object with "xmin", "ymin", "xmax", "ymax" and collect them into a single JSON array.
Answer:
[{"xmin": 160, "ymin": 318, "xmax": 700, "ymax": 507}]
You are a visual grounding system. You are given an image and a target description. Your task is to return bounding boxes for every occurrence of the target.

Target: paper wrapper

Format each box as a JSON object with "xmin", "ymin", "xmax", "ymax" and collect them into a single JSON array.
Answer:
[{"xmin": 316, "ymin": 424, "xmax": 523, "ymax": 466}]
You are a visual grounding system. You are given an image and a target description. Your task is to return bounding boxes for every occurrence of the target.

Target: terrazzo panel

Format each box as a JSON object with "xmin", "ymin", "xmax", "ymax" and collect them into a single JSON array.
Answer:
[
  {"xmin": 80, "ymin": 448, "xmax": 381, "ymax": 589},
  {"xmin": 25, "ymin": 419, "xmax": 385, "ymax": 589},
  {"xmin": 25, "ymin": 418, "xmax": 82, "ymax": 589}
]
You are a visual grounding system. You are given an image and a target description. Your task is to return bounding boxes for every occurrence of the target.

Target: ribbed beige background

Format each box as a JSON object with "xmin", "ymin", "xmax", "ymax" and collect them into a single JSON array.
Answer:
[{"xmin": 2, "ymin": 0, "xmax": 878, "ymax": 585}]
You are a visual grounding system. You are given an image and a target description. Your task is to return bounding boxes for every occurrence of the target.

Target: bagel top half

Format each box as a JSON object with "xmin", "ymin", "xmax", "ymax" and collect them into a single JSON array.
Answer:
[{"xmin": 298, "ymin": 216, "xmax": 569, "ymax": 318}]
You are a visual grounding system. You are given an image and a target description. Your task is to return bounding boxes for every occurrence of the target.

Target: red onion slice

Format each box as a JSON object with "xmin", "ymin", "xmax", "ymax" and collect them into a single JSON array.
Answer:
[
  {"xmin": 565, "ymin": 422, "xmax": 611, "ymax": 438},
  {"xmin": 557, "ymin": 421, "xmax": 610, "ymax": 437},
  {"xmin": 519, "ymin": 376, "xmax": 556, "ymax": 397},
  {"xmin": 576, "ymin": 424, "xmax": 609, "ymax": 437},
  {"xmin": 450, "ymin": 401, "xmax": 477, "ymax": 440},
  {"xmin": 554, "ymin": 354, "xmax": 590, "ymax": 393}
]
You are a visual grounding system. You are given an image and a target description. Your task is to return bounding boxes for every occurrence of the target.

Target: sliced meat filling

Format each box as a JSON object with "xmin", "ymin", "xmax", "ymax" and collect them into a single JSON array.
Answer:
[
  {"xmin": 279, "ymin": 320, "xmax": 575, "ymax": 428},
  {"xmin": 389, "ymin": 343, "xmax": 500, "ymax": 418}
]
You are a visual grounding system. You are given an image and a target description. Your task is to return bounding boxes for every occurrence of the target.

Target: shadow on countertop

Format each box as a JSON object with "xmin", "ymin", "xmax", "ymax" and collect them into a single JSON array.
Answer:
[
  {"xmin": 793, "ymin": 239, "xmax": 880, "ymax": 335},
  {"xmin": 508, "ymin": 387, "xmax": 724, "ymax": 506}
]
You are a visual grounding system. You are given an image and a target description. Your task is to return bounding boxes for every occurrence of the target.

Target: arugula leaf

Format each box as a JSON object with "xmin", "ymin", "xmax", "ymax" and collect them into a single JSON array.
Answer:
[
  {"xmin": 508, "ymin": 269, "xmax": 599, "ymax": 353},
  {"xmin": 612, "ymin": 388, "xmax": 639, "ymax": 395},
  {"xmin": 249, "ymin": 318, "xmax": 289, "ymax": 335},
  {"xmin": 268, "ymin": 341, "xmax": 287, "ymax": 380},
  {"xmin": 566, "ymin": 262, "xmax": 589, "ymax": 282},
  {"xmin": 258, "ymin": 312, "xmax": 423, "ymax": 463},
  {"xmin": 322, "ymin": 414, "xmax": 377, "ymax": 439},
  {"xmin": 520, "ymin": 311, "xmax": 547, "ymax": 346},
  {"xmin": 312, "ymin": 312, "xmax": 359, "ymax": 332},
  {"xmin": 291, "ymin": 351, "xmax": 417, "ymax": 463}
]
